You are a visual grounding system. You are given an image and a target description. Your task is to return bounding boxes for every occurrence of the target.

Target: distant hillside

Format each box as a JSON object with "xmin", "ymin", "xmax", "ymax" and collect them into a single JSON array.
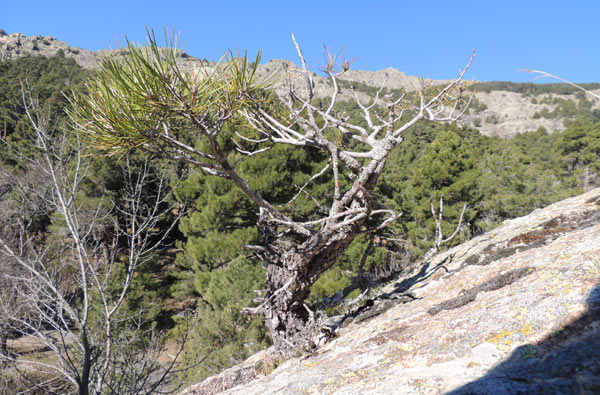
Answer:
[{"xmin": 2, "ymin": 30, "xmax": 599, "ymax": 137}]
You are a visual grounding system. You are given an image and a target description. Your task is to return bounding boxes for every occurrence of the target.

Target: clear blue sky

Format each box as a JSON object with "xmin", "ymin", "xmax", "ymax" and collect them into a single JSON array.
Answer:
[{"xmin": 3, "ymin": 1, "xmax": 599, "ymax": 82}]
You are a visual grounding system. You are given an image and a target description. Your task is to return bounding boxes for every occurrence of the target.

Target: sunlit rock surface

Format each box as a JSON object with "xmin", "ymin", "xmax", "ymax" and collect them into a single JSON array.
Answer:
[{"xmin": 183, "ymin": 188, "xmax": 600, "ymax": 394}]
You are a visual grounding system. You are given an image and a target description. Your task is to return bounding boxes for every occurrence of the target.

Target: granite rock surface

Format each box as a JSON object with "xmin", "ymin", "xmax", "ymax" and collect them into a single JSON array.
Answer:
[{"xmin": 183, "ymin": 188, "xmax": 600, "ymax": 394}]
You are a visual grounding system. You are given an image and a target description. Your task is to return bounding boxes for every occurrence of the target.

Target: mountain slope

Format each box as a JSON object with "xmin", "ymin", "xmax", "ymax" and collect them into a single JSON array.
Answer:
[
  {"xmin": 3, "ymin": 31, "xmax": 599, "ymax": 138},
  {"xmin": 183, "ymin": 187, "xmax": 600, "ymax": 394}
]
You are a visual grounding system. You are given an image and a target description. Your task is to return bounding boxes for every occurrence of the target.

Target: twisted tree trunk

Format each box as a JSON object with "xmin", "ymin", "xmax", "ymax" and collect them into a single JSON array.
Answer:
[{"xmin": 254, "ymin": 172, "xmax": 381, "ymax": 350}]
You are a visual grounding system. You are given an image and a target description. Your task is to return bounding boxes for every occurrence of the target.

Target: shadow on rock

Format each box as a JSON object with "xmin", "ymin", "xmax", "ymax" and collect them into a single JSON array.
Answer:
[
  {"xmin": 392, "ymin": 254, "xmax": 454, "ymax": 295},
  {"xmin": 449, "ymin": 284, "xmax": 600, "ymax": 395}
]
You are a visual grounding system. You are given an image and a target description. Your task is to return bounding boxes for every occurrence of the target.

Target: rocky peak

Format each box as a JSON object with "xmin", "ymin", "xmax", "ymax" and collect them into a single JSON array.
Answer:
[
  {"xmin": 0, "ymin": 31, "xmax": 100, "ymax": 69},
  {"xmin": 339, "ymin": 66, "xmax": 441, "ymax": 92}
]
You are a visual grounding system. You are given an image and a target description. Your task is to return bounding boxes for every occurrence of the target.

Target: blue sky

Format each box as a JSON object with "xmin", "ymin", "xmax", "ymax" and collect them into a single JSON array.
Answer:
[{"xmin": 3, "ymin": 1, "xmax": 599, "ymax": 82}]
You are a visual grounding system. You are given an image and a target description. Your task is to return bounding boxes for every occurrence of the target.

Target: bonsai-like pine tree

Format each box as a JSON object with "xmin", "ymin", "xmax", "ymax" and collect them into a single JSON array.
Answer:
[{"xmin": 67, "ymin": 29, "xmax": 473, "ymax": 351}]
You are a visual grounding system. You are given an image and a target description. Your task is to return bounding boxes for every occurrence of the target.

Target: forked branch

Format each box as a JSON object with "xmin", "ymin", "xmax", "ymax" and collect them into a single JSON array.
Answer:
[{"xmin": 423, "ymin": 196, "xmax": 467, "ymax": 262}]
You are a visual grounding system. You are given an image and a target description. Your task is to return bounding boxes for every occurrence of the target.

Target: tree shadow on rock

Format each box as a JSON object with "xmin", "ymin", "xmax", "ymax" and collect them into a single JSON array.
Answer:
[
  {"xmin": 390, "ymin": 254, "xmax": 454, "ymax": 295},
  {"xmin": 449, "ymin": 284, "xmax": 600, "ymax": 395}
]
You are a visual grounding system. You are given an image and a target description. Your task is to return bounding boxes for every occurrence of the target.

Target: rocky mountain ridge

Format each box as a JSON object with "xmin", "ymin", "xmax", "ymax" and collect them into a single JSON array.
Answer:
[
  {"xmin": 3, "ymin": 31, "xmax": 599, "ymax": 138},
  {"xmin": 182, "ymin": 187, "xmax": 600, "ymax": 394}
]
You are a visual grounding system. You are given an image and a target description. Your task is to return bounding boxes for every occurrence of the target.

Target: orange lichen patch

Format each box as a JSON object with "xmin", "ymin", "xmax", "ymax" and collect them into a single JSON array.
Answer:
[
  {"xmin": 340, "ymin": 370, "xmax": 357, "ymax": 379},
  {"xmin": 487, "ymin": 329, "xmax": 514, "ymax": 344},
  {"xmin": 411, "ymin": 379, "xmax": 424, "ymax": 387},
  {"xmin": 368, "ymin": 325, "xmax": 408, "ymax": 346},
  {"xmin": 355, "ymin": 368, "xmax": 369, "ymax": 377},
  {"xmin": 378, "ymin": 355, "xmax": 395, "ymax": 368},
  {"xmin": 508, "ymin": 227, "xmax": 567, "ymax": 247},
  {"xmin": 519, "ymin": 323, "xmax": 532, "ymax": 336},
  {"xmin": 321, "ymin": 368, "xmax": 370, "ymax": 390},
  {"xmin": 394, "ymin": 343, "xmax": 416, "ymax": 353}
]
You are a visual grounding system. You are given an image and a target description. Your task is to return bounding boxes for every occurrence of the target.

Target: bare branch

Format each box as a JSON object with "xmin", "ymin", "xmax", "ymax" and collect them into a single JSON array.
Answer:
[
  {"xmin": 1, "ymin": 82, "xmax": 191, "ymax": 393},
  {"xmin": 423, "ymin": 196, "xmax": 467, "ymax": 262},
  {"xmin": 521, "ymin": 69, "xmax": 600, "ymax": 101},
  {"xmin": 442, "ymin": 203, "xmax": 467, "ymax": 245},
  {"xmin": 283, "ymin": 160, "xmax": 331, "ymax": 206}
]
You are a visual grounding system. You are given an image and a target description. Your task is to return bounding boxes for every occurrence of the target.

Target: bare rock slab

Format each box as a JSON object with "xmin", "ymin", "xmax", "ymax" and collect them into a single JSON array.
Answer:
[{"xmin": 183, "ymin": 188, "xmax": 600, "ymax": 394}]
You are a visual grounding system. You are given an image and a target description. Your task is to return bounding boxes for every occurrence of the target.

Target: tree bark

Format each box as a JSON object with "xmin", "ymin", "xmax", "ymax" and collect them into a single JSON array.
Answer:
[{"xmin": 256, "ymin": 172, "xmax": 381, "ymax": 350}]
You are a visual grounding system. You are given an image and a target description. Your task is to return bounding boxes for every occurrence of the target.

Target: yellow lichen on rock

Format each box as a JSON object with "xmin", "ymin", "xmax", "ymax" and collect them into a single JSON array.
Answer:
[
  {"xmin": 519, "ymin": 323, "xmax": 532, "ymax": 336},
  {"xmin": 487, "ymin": 329, "xmax": 514, "ymax": 344}
]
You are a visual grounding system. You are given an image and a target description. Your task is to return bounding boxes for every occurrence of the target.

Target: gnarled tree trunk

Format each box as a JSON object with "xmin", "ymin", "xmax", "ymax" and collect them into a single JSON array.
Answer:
[{"xmin": 254, "ymin": 172, "xmax": 381, "ymax": 350}]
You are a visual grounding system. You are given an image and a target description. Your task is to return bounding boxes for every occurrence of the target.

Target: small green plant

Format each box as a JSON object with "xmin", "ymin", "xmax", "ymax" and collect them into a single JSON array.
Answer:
[
  {"xmin": 469, "ymin": 97, "xmax": 488, "ymax": 114},
  {"xmin": 520, "ymin": 344, "xmax": 538, "ymax": 359},
  {"xmin": 485, "ymin": 114, "xmax": 499, "ymax": 124}
]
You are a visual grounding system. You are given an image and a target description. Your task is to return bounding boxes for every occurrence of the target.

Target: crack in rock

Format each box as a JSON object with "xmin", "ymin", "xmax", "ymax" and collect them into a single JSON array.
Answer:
[{"xmin": 428, "ymin": 267, "xmax": 535, "ymax": 315}]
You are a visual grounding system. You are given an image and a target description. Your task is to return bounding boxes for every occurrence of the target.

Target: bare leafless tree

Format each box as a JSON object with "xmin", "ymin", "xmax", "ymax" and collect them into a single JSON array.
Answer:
[
  {"xmin": 0, "ymin": 87, "xmax": 189, "ymax": 394},
  {"xmin": 422, "ymin": 196, "xmax": 467, "ymax": 262},
  {"xmin": 68, "ymin": 30, "xmax": 474, "ymax": 351}
]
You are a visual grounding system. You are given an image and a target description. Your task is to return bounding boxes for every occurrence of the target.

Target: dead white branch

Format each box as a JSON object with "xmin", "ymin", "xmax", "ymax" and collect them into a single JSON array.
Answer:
[{"xmin": 423, "ymin": 196, "xmax": 467, "ymax": 262}]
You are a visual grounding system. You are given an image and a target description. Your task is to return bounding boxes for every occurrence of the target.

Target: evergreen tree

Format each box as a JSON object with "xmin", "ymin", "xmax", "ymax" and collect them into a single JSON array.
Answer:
[
  {"xmin": 554, "ymin": 117, "xmax": 600, "ymax": 173},
  {"xmin": 400, "ymin": 129, "xmax": 481, "ymax": 255},
  {"xmin": 172, "ymin": 141, "xmax": 331, "ymax": 380}
]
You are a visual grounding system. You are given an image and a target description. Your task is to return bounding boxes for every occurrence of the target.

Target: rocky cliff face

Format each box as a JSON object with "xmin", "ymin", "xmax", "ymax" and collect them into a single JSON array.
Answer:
[
  {"xmin": 0, "ymin": 31, "xmax": 100, "ymax": 69},
  {"xmin": 183, "ymin": 188, "xmax": 600, "ymax": 394},
  {"xmin": 3, "ymin": 31, "xmax": 598, "ymax": 138},
  {"xmin": 461, "ymin": 89, "xmax": 600, "ymax": 137}
]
